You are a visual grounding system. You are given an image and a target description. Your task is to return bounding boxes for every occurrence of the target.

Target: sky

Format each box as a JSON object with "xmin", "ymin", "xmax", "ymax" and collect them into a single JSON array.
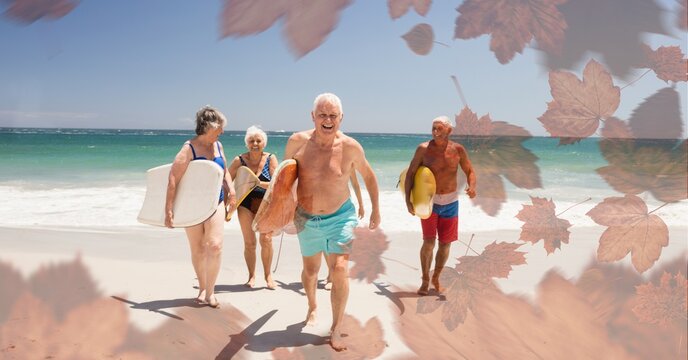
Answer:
[{"xmin": 0, "ymin": 0, "xmax": 686, "ymax": 135}]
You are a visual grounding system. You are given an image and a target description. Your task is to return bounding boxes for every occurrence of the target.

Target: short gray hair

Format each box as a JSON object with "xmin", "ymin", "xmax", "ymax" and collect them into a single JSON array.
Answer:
[
  {"xmin": 312, "ymin": 93, "xmax": 343, "ymax": 114},
  {"xmin": 244, "ymin": 125, "xmax": 268, "ymax": 148},
  {"xmin": 432, "ymin": 115, "xmax": 453, "ymax": 128},
  {"xmin": 195, "ymin": 106, "xmax": 227, "ymax": 135}
]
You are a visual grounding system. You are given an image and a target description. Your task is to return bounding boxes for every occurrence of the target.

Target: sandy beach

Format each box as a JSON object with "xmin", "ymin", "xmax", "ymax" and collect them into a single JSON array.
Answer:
[{"xmin": 1, "ymin": 222, "xmax": 686, "ymax": 359}]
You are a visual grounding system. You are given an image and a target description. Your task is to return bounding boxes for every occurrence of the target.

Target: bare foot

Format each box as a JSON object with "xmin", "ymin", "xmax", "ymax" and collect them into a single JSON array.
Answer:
[
  {"xmin": 245, "ymin": 276, "xmax": 255, "ymax": 288},
  {"xmin": 195, "ymin": 289, "xmax": 206, "ymax": 303},
  {"xmin": 265, "ymin": 275, "xmax": 277, "ymax": 290},
  {"xmin": 417, "ymin": 280, "xmax": 429, "ymax": 296},
  {"xmin": 304, "ymin": 308, "xmax": 317, "ymax": 326},
  {"xmin": 206, "ymin": 294, "xmax": 220, "ymax": 308},
  {"xmin": 324, "ymin": 281, "xmax": 332, "ymax": 291},
  {"xmin": 431, "ymin": 275, "xmax": 445, "ymax": 294},
  {"xmin": 329, "ymin": 327, "xmax": 347, "ymax": 352}
]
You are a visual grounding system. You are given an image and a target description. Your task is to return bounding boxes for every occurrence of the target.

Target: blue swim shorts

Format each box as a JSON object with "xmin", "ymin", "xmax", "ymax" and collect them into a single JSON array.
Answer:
[{"xmin": 294, "ymin": 199, "xmax": 359, "ymax": 257}]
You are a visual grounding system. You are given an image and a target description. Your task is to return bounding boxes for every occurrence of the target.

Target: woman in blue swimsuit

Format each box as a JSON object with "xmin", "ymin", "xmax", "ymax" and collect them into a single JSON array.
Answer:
[
  {"xmin": 165, "ymin": 106, "xmax": 236, "ymax": 308},
  {"xmin": 228, "ymin": 126, "xmax": 279, "ymax": 289}
]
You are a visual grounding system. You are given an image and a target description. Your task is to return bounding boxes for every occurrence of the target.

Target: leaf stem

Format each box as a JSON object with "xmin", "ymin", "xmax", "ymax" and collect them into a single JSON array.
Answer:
[
  {"xmin": 620, "ymin": 69, "xmax": 652, "ymax": 90},
  {"xmin": 451, "ymin": 75, "xmax": 468, "ymax": 109},
  {"xmin": 556, "ymin": 197, "xmax": 592, "ymax": 216},
  {"xmin": 464, "ymin": 234, "xmax": 474, "ymax": 256},
  {"xmin": 458, "ymin": 234, "xmax": 480, "ymax": 255},
  {"xmin": 434, "ymin": 41, "xmax": 450, "ymax": 47},
  {"xmin": 648, "ymin": 202, "xmax": 670, "ymax": 215}
]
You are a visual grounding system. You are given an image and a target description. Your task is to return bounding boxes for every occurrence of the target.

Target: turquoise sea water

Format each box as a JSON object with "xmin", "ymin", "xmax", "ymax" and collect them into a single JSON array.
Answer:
[{"xmin": 0, "ymin": 127, "xmax": 606, "ymax": 190}]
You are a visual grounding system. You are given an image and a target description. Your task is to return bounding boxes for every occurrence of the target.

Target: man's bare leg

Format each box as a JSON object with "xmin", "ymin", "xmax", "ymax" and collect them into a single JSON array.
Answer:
[
  {"xmin": 418, "ymin": 239, "xmax": 435, "ymax": 295},
  {"xmin": 431, "ymin": 242, "xmax": 451, "ymax": 294},
  {"xmin": 324, "ymin": 254, "xmax": 333, "ymax": 290},
  {"xmin": 238, "ymin": 209, "xmax": 257, "ymax": 288},
  {"xmin": 329, "ymin": 253, "xmax": 349, "ymax": 351},
  {"xmin": 259, "ymin": 233, "xmax": 276, "ymax": 289},
  {"xmin": 301, "ymin": 253, "xmax": 322, "ymax": 325}
]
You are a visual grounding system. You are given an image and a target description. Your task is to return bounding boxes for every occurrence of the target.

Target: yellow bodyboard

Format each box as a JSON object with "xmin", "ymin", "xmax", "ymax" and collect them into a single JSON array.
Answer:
[{"xmin": 399, "ymin": 166, "xmax": 436, "ymax": 219}]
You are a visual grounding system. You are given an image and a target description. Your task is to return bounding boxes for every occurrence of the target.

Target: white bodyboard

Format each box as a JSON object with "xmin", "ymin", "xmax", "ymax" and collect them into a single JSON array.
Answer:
[{"xmin": 137, "ymin": 160, "xmax": 224, "ymax": 227}]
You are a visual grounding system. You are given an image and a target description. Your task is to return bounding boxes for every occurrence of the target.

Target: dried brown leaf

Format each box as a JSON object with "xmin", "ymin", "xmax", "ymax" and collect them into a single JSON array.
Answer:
[
  {"xmin": 349, "ymin": 227, "xmax": 389, "ymax": 283},
  {"xmin": 3, "ymin": 0, "xmax": 78, "ymax": 23},
  {"xmin": 401, "ymin": 23, "xmax": 434, "ymax": 55},
  {"xmin": 453, "ymin": 106, "xmax": 541, "ymax": 216},
  {"xmin": 633, "ymin": 271, "xmax": 687, "ymax": 326},
  {"xmin": 516, "ymin": 196, "xmax": 572, "ymax": 254},
  {"xmin": 220, "ymin": 0, "xmax": 352, "ymax": 58},
  {"xmin": 538, "ymin": 59, "xmax": 620, "ymax": 144},
  {"xmin": 639, "ymin": 44, "xmax": 688, "ymax": 83},
  {"xmin": 388, "ymin": 0, "xmax": 431, "ymax": 19},
  {"xmin": 586, "ymin": 195, "xmax": 669, "ymax": 273},
  {"xmin": 454, "ymin": 0, "xmax": 567, "ymax": 64}
]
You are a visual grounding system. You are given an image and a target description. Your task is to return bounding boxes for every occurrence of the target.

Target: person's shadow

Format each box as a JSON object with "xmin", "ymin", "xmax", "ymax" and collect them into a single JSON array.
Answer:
[
  {"xmin": 216, "ymin": 309, "xmax": 328, "ymax": 358},
  {"xmin": 372, "ymin": 282, "xmax": 420, "ymax": 315},
  {"xmin": 111, "ymin": 295, "xmax": 204, "ymax": 320},
  {"xmin": 211, "ymin": 284, "xmax": 262, "ymax": 293}
]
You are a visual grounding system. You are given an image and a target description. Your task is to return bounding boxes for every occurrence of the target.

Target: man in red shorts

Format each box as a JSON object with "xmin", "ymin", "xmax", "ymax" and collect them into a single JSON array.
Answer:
[{"xmin": 404, "ymin": 116, "xmax": 476, "ymax": 295}]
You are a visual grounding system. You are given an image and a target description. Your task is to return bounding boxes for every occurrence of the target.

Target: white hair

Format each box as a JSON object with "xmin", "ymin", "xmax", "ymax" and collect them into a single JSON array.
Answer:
[
  {"xmin": 312, "ymin": 93, "xmax": 343, "ymax": 113},
  {"xmin": 244, "ymin": 125, "xmax": 267, "ymax": 148},
  {"xmin": 432, "ymin": 115, "xmax": 453, "ymax": 128}
]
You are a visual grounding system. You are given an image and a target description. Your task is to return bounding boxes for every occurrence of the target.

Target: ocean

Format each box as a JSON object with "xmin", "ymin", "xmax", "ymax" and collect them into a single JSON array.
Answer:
[{"xmin": 1, "ymin": 127, "xmax": 685, "ymax": 231}]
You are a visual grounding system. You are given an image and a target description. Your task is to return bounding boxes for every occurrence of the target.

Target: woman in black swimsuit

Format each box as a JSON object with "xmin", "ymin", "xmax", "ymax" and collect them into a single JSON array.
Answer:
[{"xmin": 228, "ymin": 126, "xmax": 279, "ymax": 289}]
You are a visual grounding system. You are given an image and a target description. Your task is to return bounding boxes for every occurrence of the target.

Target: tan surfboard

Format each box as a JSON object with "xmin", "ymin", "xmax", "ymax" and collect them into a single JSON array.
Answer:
[
  {"xmin": 252, "ymin": 159, "xmax": 298, "ymax": 233},
  {"xmin": 226, "ymin": 166, "xmax": 261, "ymax": 221}
]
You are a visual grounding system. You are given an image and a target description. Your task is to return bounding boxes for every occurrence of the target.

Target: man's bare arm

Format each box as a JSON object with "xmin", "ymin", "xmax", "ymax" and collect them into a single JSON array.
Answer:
[
  {"xmin": 457, "ymin": 144, "xmax": 476, "ymax": 198},
  {"xmin": 404, "ymin": 144, "xmax": 426, "ymax": 214},
  {"xmin": 352, "ymin": 142, "xmax": 380, "ymax": 229}
]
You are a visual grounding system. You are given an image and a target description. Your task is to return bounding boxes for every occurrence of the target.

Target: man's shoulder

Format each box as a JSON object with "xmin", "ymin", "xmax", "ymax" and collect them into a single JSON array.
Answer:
[{"xmin": 288, "ymin": 130, "xmax": 312, "ymax": 142}]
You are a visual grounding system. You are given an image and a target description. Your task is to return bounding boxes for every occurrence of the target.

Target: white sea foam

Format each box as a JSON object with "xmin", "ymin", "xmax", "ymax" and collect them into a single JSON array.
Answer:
[{"xmin": 1, "ymin": 185, "xmax": 685, "ymax": 233}]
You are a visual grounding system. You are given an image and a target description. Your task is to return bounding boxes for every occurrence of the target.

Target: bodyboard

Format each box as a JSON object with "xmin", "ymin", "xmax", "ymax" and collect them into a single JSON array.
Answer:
[
  {"xmin": 226, "ymin": 166, "xmax": 261, "ymax": 220},
  {"xmin": 252, "ymin": 159, "xmax": 298, "ymax": 233},
  {"xmin": 137, "ymin": 160, "xmax": 224, "ymax": 227},
  {"xmin": 399, "ymin": 166, "xmax": 436, "ymax": 219}
]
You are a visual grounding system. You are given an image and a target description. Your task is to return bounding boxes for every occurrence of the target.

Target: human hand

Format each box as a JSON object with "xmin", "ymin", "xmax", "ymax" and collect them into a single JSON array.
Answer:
[
  {"xmin": 368, "ymin": 209, "xmax": 381, "ymax": 230},
  {"xmin": 405, "ymin": 200, "xmax": 415, "ymax": 216},
  {"xmin": 164, "ymin": 210, "xmax": 174, "ymax": 228},
  {"xmin": 465, "ymin": 186, "xmax": 476, "ymax": 199},
  {"xmin": 225, "ymin": 195, "xmax": 237, "ymax": 222},
  {"xmin": 357, "ymin": 205, "xmax": 365, "ymax": 219}
]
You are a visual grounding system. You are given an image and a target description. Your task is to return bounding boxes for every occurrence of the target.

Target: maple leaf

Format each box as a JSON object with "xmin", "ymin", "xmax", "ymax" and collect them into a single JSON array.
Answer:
[
  {"xmin": 349, "ymin": 227, "xmax": 389, "ymax": 283},
  {"xmin": 144, "ymin": 304, "xmax": 252, "ymax": 358},
  {"xmin": 453, "ymin": 106, "xmax": 541, "ymax": 216},
  {"xmin": 388, "ymin": 0, "xmax": 431, "ymax": 20},
  {"xmin": 455, "ymin": 241, "xmax": 527, "ymax": 279},
  {"xmin": 586, "ymin": 195, "xmax": 669, "ymax": 273},
  {"xmin": 454, "ymin": 0, "xmax": 567, "ymax": 64},
  {"xmin": 0, "ymin": 261, "xmax": 25, "ymax": 324},
  {"xmin": 633, "ymin": 271, "xmax": 687, "ymax": 326},
  {"xmin": 538, "ymin": 59, "xmax": 620, "ymax": 144},
  {"xmin": 0, "ymin": 292, "xmax": 149, "ymax": 359},
  {"xmin": 597, "ymin": 93, "xmax": 687, "ymax": 203},
  {"xmin": 219, "ymin": 0, "xmax": 352, "ymax": 58},
  {"xmin": 638, "ymin": 44, "xmax": 688, "ymax": 83},
  {"xmin": 543, "ymin": 0, "xmax": 669, "ymax": 79},
  {"xmin": 401, "ymin": 23, "xmax": 434, "ymax": 56},
  {"xmin": 330, "ymin": 315, "xmax": 386, "ymax": 359},
  {"xmin": 680, "ymin": 0, "xmax": 688, "ymax": 30},
  {"xmin": 2, "ymin": 0, "xmax": 78, "ymax": 23},
  {"xmin": 417, "ymin": 242, "xmax": 526, "ymax": 330},
  {"xmin": 516, "ymin": 196, "xmax": 572, "ymax": 254},
  {"xmin": 398, "ymin": 271, "xmax": 635, "ymax": 359}
]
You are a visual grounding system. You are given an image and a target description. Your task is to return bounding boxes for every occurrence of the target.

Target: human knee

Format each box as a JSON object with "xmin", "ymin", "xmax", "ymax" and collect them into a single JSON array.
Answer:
[
  {"xmin": 244, "ymin": 238, "xmax": 257, "ymax": 252},
  {"xmin": 259, "ymin": 235, "xmax": 272, "ymax": 247},
  {"xmin": 208, "ymin": 239, "xmax": 223, "ymax": 254}
]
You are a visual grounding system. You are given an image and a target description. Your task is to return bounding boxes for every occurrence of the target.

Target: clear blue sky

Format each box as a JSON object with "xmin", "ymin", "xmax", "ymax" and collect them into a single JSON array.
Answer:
[{"xmin": 1, "ymin": 0, "xmax": 686, "ymax": 135}]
